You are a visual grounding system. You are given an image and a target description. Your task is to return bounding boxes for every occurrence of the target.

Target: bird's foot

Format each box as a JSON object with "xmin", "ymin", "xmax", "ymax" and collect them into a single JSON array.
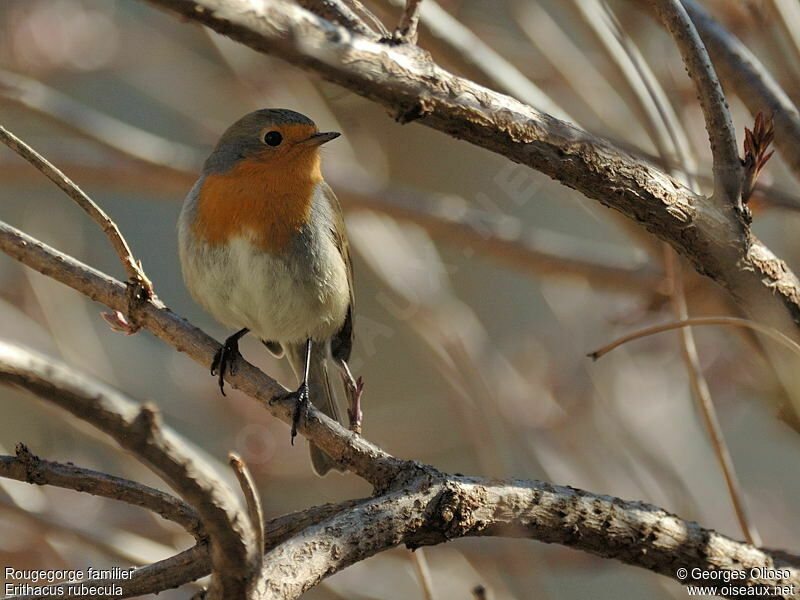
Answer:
[
  {"xmin": 210, "ymin": 336, "xmax": 243, "ymax": 396},
  {"xmin": 269, "ymin": 382, "xmax": 310, "ymax": 445}
]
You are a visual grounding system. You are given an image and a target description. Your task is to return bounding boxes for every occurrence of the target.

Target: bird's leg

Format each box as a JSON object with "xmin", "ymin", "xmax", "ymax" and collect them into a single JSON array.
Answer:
[
  {"xmin": 338, "ymin": 359, "xmax": 364, "ymax": 434},
  {"xmin": 210, "ymin": 328, "xmax": 249, "ymax": 396},
  {"xmin": 284, "ymin": 338, "xmax": 312, "ymax": 445}
]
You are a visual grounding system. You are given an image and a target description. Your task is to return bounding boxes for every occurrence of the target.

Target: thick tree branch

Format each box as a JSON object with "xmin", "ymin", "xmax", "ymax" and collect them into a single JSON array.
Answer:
[
  {"xmin": 0, "ymin": 443, "xmax": 203, "ymax": 539},
  {"xmin": 139, "ymin": 0, "xmax": 800, "ymax": 334},
  {"xmin": 255, "ymin": 467, "xmax": 799, "ymax": 599}
]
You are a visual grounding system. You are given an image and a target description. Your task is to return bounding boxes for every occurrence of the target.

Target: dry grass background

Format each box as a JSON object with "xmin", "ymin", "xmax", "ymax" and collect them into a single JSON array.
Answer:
[{"xmin": 1, "ymin": 0, "xmax": 800, "ymax": 598}]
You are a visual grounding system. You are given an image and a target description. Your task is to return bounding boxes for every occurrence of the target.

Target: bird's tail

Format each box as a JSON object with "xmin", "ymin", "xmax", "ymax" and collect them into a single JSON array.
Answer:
[{"xmin": 285, "ymin": 341, "xmax": 343, "ymax": 476}]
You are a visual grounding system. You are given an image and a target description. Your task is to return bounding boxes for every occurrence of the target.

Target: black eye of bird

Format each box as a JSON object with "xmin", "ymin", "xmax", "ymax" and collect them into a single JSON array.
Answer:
[{"xmin": 264, "ymin": 131, "xmax": 283, "ymax": 146}]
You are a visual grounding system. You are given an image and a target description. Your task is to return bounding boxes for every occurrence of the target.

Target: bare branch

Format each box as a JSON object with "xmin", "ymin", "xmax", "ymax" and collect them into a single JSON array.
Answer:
[
  {"xmin": 677, "ymin": 0, "xmax": 800, "ymax": 184},
  {"xmin": 0, "ymin": 342, "xmax": 258, "ymax": 599},
  {"xmin": 588, "ymin": 316, "xmax": 800, "ymax": 360},
  {"xmin": 384, "ymin": 0, "xmax": 570, "ymax": 119},
  {"xmin": 2, "ymin": 500, "xmax": 369, "ymax": 600},
  {"xmin": 649, "ymin": 0, "xmax": 742, "ymax": 207},
  {"xmin": 663, "ymin": 252, "xmax": 760, "ymax": 546},
  {"xmin": 410, "ymin": 548, "xmax": 435, "ymax": 600},
  {"xmin": 229, "ymin": 453, "xmax": 265, "ymax": 567},
  {"xmin": 138, "ymin": 0, "xmax": 800, "ymax": 335},
  {"xmin": 294, "ymin": 0, "xmax": 374, "ymax": 36},
  {"xmin": 0, "ymin": 443, "xmax": 203, "ymax": 538},
  {"xmin": 394, "ymin": 0, "xmax": 422, "ymax": 44},
  {"xmin": 254, "ymin": 469, "xmax": 800, "ymax": 599}
]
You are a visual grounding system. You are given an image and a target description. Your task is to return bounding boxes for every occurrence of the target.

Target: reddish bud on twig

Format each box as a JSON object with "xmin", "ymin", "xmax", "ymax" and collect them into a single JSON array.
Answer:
[{"xmin": 742, "ymin": 111, "xmax": 775, "ymax": 204}]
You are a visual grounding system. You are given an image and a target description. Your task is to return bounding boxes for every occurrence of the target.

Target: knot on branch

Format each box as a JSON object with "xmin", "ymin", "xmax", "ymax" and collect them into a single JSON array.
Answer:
[
  {"xmin": 393, "ymin": 95, "xmax": 434, "ymax": 124},
  {"xmin": 102, "ymin": 270, "xmax": 154, "ymax": 335},
  {"xmin": 132, "ymin": 404, "xmax": 162, "ymax": 438},
  {"xmin": 429, "ymin": 482, "xmax": 489, "ymax": 540},
  {"xmin": 15, "ymin": 442, "xmax": 44, "ymax": 484}
]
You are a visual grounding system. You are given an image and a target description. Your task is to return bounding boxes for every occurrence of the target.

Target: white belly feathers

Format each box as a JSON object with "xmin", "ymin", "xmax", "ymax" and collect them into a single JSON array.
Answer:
[{"xmin": 178, "ymin": 183, "xmax": 350, "ymax": 344}]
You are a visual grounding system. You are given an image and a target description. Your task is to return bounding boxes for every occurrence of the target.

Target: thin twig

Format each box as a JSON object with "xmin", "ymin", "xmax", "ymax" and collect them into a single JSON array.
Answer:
[
  {"xmin": 650, "ymin": 0, "xmax": 742, "ymax": 207},
  {"xmin": 410, "ymin": 548, "xmax": 435, "ymax": 600},
  {"xmin": 0, "ymin": 443, "xmax": 203, "ymax": 538},
  {"xmin": 394, "ymin": 0, "xmax": 423, "ymax": 44},
  {"xmin": 294, "ymin": 0, "xmax": 374, "ymax": 35},
  {"xmin": 348, "ymin": 0, "xmax": 390, "ymax": 37},
  {"xmin": 229, "ymin": 453, "xmax": 265, "ymax": 563},
  {"xmin": 663, "ymin": 252, "xmax": 761, "ymax": 547},
  {"xmin": 573, "ymin": 0, "xmax": 696, "ymax": 176},
  {"xmin": 667, "ymin": 0, "xmax": 800, "ymax": 184},
  {"xmin": 0, "ymin": 125, "xmax": 153, "ymax": 331},
  {"xmin": 597, "ymin": 0, "xmax": 761, "ymax": 547},
  {"xmin": 588, "ymin": 316, "xmax": 800, "ymax": 360}
]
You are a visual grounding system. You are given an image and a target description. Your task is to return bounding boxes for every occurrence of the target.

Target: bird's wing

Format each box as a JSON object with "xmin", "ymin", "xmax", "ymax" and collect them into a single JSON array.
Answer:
[{"xmin": 321, "ymin": 181, "xmax": 354, "ymax": 362}]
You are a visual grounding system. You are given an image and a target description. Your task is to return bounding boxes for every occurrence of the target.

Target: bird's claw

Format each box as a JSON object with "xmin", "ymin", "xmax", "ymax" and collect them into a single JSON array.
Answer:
[
  {"xmin": 210, "ymin": 340, "xmax": 242, "ymax": 396},
  {"xmin": 271, "ymin": 382, "xmax": 310, "ymax": 445}
]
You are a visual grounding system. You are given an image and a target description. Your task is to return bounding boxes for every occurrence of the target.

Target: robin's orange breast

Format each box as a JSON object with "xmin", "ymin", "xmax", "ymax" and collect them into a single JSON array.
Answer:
[{"xmin": 192, "ymin": 152, "xmax": 323, "ymax": 254}]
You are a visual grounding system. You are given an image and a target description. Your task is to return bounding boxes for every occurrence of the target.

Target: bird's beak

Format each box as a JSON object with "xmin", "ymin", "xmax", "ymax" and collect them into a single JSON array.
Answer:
[{"xmin": 303, "ymin": 131, "xmax": 341, "ymax": 146}]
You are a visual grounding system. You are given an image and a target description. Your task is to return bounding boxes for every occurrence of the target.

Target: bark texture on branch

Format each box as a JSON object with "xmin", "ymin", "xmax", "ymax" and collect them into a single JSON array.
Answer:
[
  {"xmin": 255, "ymin": 468, "xmax": 799, "ymax": 599},
  {"xmin": 141, "ymin": 0, "xmax": 800, "ymax": 335}
]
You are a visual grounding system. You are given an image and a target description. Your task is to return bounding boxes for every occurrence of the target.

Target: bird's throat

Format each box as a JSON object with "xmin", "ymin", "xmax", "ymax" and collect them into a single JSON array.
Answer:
[{"xmin": 194, "ymin": 153, "xmax": 322, "ymax": 253}]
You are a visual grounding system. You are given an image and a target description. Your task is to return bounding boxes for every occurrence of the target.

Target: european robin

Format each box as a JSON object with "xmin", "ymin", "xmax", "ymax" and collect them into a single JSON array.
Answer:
[{"xmin": 178, "ymin": 108, "xmax": 361, "ymax": 476}]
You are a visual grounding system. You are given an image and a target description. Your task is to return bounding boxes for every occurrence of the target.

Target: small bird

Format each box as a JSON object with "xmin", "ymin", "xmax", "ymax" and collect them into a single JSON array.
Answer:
[{"xmin": 178, "ymin": 108, "xmax": 360, "ymax": 476}]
